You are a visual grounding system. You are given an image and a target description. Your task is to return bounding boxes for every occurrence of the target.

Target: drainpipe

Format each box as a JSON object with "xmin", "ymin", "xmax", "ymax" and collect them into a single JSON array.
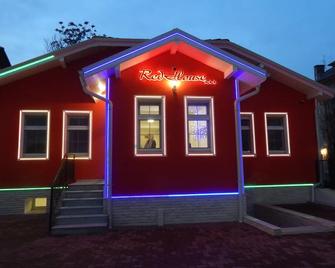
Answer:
[
  {"xmin": 234, "ymin": 79, "xmax": 261, "ymax": 222},
  {"xmin": 79, "ymin": 74, "xmax": 113, "ymax": 228}
]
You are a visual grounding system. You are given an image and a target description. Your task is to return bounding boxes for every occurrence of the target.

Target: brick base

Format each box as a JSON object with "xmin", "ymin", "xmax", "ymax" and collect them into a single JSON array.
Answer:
[{"xmin": 110, "ymin": 195, "xmax": 239, "ymax": 227}]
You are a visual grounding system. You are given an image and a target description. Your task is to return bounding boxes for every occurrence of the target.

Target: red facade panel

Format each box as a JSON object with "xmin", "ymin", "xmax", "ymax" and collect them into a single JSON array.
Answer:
[
  {"xmin": 241, "ymin": 79, "xmax": 318, "ymax": 184},
  {"xmin": 111, "ymin": 51, "xmax": 238, "ymax": 195}
]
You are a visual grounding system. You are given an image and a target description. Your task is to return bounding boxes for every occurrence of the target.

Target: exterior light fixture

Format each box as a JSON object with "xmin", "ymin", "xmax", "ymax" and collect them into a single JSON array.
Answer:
[
  {"xmin": 98, "ymin": 81, "xmax": 105, "ymax": 92},
  {"xmin": 168, "ymin": 79, "xmax": 180, "ymax": 92},
  {"xmin": 321, "ymin": 147, "xmax": 328, "ymax": 160}
]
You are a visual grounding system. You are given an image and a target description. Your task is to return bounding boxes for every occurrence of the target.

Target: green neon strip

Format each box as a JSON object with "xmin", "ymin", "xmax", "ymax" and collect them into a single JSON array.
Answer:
[
  {"xmin": 245, "ymin": 183, "xmax": 314, "ymax": 189},
  {"xmin": 0, "ymin": 187, "xmax": 51, "ymax": 192},
  {"xmin": 0, "ymin": 55, "xmax": 55, "ymax": 78},
  {"xmin": 0, "ymin": 186, "xmax": 67, "ymax": 192}
]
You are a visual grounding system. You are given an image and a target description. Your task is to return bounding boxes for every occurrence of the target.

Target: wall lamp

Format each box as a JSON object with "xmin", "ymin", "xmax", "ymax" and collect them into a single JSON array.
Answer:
[{"xmin": 321, "ymin": 147, "xmax": 328, "ymax": 160}]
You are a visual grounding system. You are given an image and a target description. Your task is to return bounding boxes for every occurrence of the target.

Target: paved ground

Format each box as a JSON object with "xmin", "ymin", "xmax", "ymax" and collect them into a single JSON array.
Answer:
[
  {"xmin": 280, "ymin": 202, "xmax": 335, "ymax": 221},
  {"xmin": 1, "ymin": 215, "xmax": 335, "ymax": 267}
]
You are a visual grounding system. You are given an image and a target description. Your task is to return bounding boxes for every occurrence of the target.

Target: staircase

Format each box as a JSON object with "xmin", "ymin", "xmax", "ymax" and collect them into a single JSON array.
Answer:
[{"xmin": 51, "ymin": 180, "xmax": 109, "ymax": 235}]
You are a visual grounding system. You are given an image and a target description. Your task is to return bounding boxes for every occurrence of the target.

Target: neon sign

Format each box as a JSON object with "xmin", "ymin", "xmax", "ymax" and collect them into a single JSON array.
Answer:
[{"xmin": 139, "ymin": 69, "xmax": 217, "ymax": 85}]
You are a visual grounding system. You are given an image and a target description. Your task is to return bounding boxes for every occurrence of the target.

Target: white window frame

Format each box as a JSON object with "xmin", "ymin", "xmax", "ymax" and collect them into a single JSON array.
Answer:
[
  {"xmin": 17, "ymin": 110, "xmax": 50, "ymax": 160},
  {"xmin": 184, "ymin": 96, "xmax": 216, "ymax": 156},
  {"xmin": 264, "ymin": 112, "xmax": 291, "ymax": 157},
  {"xmin": 134, "ymin": 96, "xmax": 166, "ymax": 157},
  {"xmin": 241, "ymin": 112, "xmax": 256, "ymax": 157},
  {"xmin": 62, "ymin": 110, "xmax": 92, "ymax": 160}
]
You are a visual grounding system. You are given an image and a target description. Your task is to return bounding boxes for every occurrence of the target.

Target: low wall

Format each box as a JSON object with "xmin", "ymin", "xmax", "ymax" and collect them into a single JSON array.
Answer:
[
  {"xmin": 315, "ymin": 188, "xmax": 335, "ymax": 207},
  {"xmin": 110, "ymin": 195, "xmax": 239, "ymax": 227},
  {"xmin": 246, "ymin": 186, "xmax": 312, "ymax": 214},
  {"xmin": 0, "ymin": 189, "xmax": 50, "ymax": 215}
]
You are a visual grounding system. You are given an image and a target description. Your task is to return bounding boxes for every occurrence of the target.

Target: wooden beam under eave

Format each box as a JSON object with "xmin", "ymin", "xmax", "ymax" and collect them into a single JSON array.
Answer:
[{"xmin": 224, "ymin": 65, "xmax": 236, "ymax": 79}]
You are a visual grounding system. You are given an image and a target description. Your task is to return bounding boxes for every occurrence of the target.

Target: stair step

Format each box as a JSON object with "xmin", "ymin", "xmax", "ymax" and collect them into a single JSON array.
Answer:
[
  {"xmin": 62, "ymin": 197, "xmax": 103, "ymax": 207},
  {"xmin": 51, "ymin": 222, "xmax": 108, "ymax": 235},
  {"xmin": 64, "ymin": 190, "xmax": 103, "ymax": 198},
  {"xmin": 56, "ymin": 214, "xmax": 108, "ymax": 225},
  {"xmin": 59, "ymin": 206, "xmax": 104, "ymax": 215},
  {"xmin": 68, "ymin": 182, "xmax": 104, "ymax": 191}
]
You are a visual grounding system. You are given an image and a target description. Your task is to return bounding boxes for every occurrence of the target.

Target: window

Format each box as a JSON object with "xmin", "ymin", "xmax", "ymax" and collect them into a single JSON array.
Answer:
[
  {"xmin": 241, "ymin": 113, "xmax": 256, "ymax": 157},
  {"xmin": 135, "ymin": 96, "xmax": 166, "ymax": 156},
  {"xmin": 18, "ymin": 110, "xmax": 50, "ymax": 160},
  {"xmin": 185, "ymin": 97, "xmax": 215, "ymax": 155},
  {"xmin": 62, "ymin": 111, "xmax": 92, "ymax": 159},
  {"xmin": 265, "ymin": 113, "xmax": 290, "ymax": 156},
  {"xmin": 24, "ymin": 197, "xmax": 47, "ymax": 214}
]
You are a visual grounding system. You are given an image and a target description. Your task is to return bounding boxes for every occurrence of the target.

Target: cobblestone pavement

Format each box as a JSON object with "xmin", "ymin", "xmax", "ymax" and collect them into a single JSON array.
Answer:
[{"xmin": 1, "ymin": 215, "xmax": 335, "ymax": 267}]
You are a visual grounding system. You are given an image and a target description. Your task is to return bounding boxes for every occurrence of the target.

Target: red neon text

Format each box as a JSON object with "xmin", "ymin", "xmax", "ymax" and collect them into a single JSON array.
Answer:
[{"xmin": 139, "ymin": 69, "xmax": 217, "ymax": 85}]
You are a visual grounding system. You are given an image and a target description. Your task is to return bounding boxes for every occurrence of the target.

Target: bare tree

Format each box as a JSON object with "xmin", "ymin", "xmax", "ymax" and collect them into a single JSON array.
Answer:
[{"xmin": 45, "ymin": 21, "xmax": 106, "ymax": 52}]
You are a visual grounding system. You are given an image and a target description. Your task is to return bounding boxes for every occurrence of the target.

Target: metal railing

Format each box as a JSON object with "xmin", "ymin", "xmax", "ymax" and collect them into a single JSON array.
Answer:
[{"xmin": 48, "ymin": 154, "xmax": 75, "ymax": 233}]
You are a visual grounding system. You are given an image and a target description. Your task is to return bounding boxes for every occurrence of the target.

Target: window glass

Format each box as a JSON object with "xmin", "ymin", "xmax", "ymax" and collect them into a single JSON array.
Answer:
[
  {"xmin": 65, "ymin": 113, "xmax": 90, "ymax": 157},
  {"xmin": 188, "ymin": 105, "xmax": 207, "ymax": 115},
  {"xmin": 23, "ymin": 129, "xmax": 47, "ymax": 154},
  {"xmin": 241, "ymin": 115, "xmax": 254, "ymax": 155},
  {"xmin": 139, "ymin": 105, "xmax": 160, "ymax": 115},
  {"xmin": 21, "ymin": 112, "xmax": 48, "ymax": 157},
  {"xmin": 186, "ymin": 98, "xmax": 214, "ymax": 154},
  {"xmin": 266, "ymin": 114, "xmax": 289, "ymax": 154},
  {"xmin": 268, "ymin": 129, "xmax": 285, "ymax": 151},
  {"xmin": 136, "ymin": 98, "xmax": 164, "ymax": 155},
  {"xmin": 139, "ymin": 120, "xmax": 161, "ymax": 149},
  {"xmin": 188, "ymin": 120, "xmax": 209, "ymax": 148}
]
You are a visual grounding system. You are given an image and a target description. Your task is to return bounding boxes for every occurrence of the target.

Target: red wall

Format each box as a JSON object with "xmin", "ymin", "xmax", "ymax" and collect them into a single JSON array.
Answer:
[
  {"xmin": 0, "ymin": 48, "xmax": 125, "ymax": 187},
  {"xmin": 110, "ymin": 51, "xmax": 238, "ymax": 195},
  {"xmin": 241, "ymin": 79, "xmax": 318, "ymax": 184},
  {"xmin": 0, "ymin": 46, "xmax": 319, "ymax": 191}
]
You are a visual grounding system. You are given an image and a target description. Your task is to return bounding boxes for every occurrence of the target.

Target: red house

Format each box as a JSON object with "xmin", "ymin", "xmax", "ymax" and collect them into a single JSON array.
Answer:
[{"xmin": 0, "ymin": 29, "xmax": 333, "ymax": 233}]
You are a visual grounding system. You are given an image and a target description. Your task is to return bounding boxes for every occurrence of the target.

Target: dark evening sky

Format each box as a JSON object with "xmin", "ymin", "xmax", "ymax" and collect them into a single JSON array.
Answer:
[{"xmin": 1, "ymin": 0, "xmax": 334, "ymax": 78}]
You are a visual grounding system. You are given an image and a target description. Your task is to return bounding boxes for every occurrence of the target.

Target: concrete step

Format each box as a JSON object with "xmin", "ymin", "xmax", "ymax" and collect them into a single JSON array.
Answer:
[
  {"xmin": 64, "ymin": 190, "xmax": 103, "ymax": 199},
  {"xmin": 68, "ymin": 181, "xmax": 104, "ymax": 191},
  {"xmin": 62, "ymin": 197, "xmax": 103, "ymax": 207},
  {"xmin": 51, "ymin": 223, "xmax": 108, "ymax": 235},
  {"xmin": 55, "ymin": 214, "xmax": 108, "ymax": 225},
  {"xmin": 59, "ymin": 206, "xmax": 104, "ymax": 215}
]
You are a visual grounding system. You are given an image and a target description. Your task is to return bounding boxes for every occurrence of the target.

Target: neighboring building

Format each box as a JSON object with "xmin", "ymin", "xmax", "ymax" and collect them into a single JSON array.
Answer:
[
  {"xmin": 0, "ymin": 46, "xmax": 11, "ymax": 69},
  {"xmin": 314, "ymin": 62, "xmax": 335, "ymax": 188},
  {"xmin": 0, "ymin": 29, "xmax": 333, "ymax": 231}
]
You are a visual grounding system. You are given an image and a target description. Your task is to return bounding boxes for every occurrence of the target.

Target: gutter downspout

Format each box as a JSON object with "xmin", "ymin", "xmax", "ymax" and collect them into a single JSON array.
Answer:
[
  {"xmin": 79, "ymin": 74, "xmax": 113, "ymax": 228},
  {"xmin": 234, "ymin": 79, "xmax": 261, "ymax": 222}
]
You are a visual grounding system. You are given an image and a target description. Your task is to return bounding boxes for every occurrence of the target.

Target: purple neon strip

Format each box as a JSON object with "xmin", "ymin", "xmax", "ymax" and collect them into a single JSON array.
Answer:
[
  {"xmin": 111, "ymin": 191, "xmax": 239, "ymax": 199},
  {"xmin": 83, "ymin": 32, "xmax": 266, "ymax": 77}
]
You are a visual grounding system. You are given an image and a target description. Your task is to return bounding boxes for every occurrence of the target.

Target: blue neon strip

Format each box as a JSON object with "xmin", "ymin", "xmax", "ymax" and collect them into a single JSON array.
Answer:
[
  {"xmin": 111, "ymin": 192, "xmax": 239, "ymax": 199},
  {"xmin": 104, "ymin": 78, "xmax": 111, "ymax": 199},
  {"xmin": 83, "ymin": 32, "xmax": 266, "ymax": 77}
]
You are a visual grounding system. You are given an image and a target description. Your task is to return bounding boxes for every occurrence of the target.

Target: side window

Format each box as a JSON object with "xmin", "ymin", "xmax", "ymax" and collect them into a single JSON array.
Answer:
[
  {"xmin": 241, "ymin": 113, "xmax": 256, "ymax": 156},
  {"xmin": 135, "ymin": 96, "xmax": 166, "ymax": 156},
  {"xmin": 63, "ymin": 111, "xmax": 92, "ymax": 159},
  {"xmin": 265, "ymin": 113, "xmax": 290, "ymax": 156},
  {"xmin": 185, "ymin": 97, "xmax": 215, "ymax": 155},
  {"xmin": 18, "ymin": 110, "xmax": 50, "ymax": 160}
]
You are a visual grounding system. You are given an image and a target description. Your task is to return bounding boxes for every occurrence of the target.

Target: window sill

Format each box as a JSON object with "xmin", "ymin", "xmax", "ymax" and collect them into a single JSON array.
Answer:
[
  {"xmin": 186, "ymin": 153, "xmax": 216, "ymax": 156},
  {"xmin": 18, "ymin": 157, "xmax": 48, "ymax": 161},
  {"xmin": 243, "ymin": 154, "xmax": 256, "ymax": 158},
  {"xmin": 267, "ymin": 153, "xmax": 291, "ymax": 157},
  {"xmin": 135, "ymin": 153, "xmax": 166, "ymax": 157}
]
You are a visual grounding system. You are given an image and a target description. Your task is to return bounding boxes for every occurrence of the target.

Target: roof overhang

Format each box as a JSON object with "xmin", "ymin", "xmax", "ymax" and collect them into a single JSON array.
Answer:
[
  {"xmin": 211, "ymin": 40, "xmax": 335, "ymax": 100},
  {"xmin": 81, "ymin": 29, "xmax": 267, "ymax": 97}
]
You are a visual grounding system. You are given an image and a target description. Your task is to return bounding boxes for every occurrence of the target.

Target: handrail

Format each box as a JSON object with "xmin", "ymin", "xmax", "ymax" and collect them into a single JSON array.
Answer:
[{"xmin": 48, "ymin": 154, "xmax": 76, "ymax": 233}]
